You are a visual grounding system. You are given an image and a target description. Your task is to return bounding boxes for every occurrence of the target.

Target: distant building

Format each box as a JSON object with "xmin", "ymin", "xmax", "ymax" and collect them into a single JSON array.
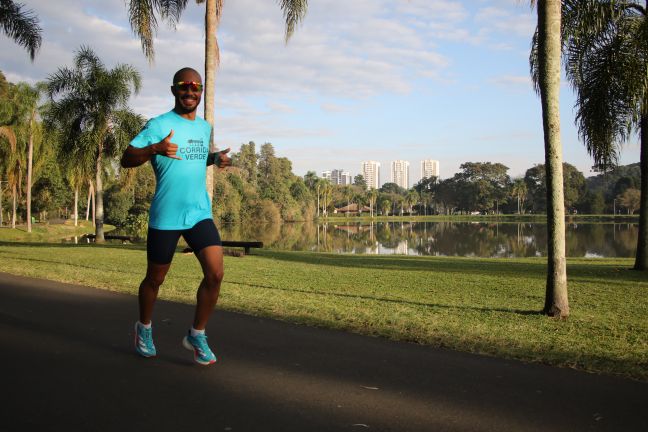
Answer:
[
  {"xmin": 361, "ymin": 161, "xmax": 381, "ymax": 190},
  {"xmin": 321, "ymin": 170, "xmax": 332, "ymax": 182},
  {"xmin": 420, "ymin": 159, "xmax": 440, "ymax": 182},
  {"xmin": 391, "ymin": 160, "xmax": 410, "ymax": 189},
  {"xmin": 332, "ymin": 169, "xmax": 353, "ymax": 186}
]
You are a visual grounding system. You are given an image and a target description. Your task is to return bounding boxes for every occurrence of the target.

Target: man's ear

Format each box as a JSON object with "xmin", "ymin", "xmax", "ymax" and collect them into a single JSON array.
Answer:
[{"xmin": 170, "ymin": 86, "xmax": 177, "ymax": 97}]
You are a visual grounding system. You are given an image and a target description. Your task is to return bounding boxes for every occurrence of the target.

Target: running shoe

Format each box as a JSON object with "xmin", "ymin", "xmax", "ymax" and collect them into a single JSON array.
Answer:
[
  {"xmin": 182, "ymin": 331, "xmax": 217, "ymax": 365},
  {"xmin": 134, "ymin": 322, "xmax": 156, "ymax": 358}
]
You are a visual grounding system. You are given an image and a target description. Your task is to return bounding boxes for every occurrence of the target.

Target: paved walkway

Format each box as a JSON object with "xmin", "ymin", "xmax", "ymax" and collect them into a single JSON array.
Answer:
[{"xmin": 0, "ymin": 272, "xmax": 646, "ymax": 431}]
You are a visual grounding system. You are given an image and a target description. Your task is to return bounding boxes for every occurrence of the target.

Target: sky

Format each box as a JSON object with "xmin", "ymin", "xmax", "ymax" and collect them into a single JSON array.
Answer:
[{"xmin": 1, "ymin": 0, "xmax": 641, "ymax": 188}]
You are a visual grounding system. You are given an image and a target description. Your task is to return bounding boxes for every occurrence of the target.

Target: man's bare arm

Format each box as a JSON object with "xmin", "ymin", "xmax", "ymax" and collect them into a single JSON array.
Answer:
[{"xmin": 121, "ymin": 129, "xmax": 181, "ymax": 168}]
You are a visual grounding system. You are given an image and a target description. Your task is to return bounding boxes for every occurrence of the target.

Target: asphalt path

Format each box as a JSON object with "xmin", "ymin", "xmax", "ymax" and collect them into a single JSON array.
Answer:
[{"xmin": 0, "ymin": 272, "xmax": 646, "ymax": 431}]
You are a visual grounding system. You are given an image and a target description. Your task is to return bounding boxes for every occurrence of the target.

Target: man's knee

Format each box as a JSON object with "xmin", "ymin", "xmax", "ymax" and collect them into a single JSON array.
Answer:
[
  {"xmin": 144, "ymin": 269, "xmax": 168, "ymax": 287},
  {"xmin": 204, "ymin": 269, "xmax": 224, "ymax": 288}
]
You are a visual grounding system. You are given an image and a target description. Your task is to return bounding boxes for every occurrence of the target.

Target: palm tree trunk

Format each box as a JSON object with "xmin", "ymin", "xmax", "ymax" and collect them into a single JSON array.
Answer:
[
  {"xmin": 538, "ymin": 0, "xmax": 569, "ymax": 318},
  {"xmin": 0, "ymin": 181, "xmax": 4, "ymax": 226},
  {"xmin": 11, "ymin": 184, "xmax": 16, "ymax": 228},
  {"xmin": 74, "ymin": 184, "xmax": 79, "ymax": 227},
  {"xmin": 634, "ymin": 112, "xmax": 648, "ymax": 270},
  {"xmin": 86, "ymin": 181, "xmax": 92, "ymax": 221},
  {"xmin": 26, "ymin": 131, "xmax": 33, "ymax": 233},
  {"xmin": 11, "ymin": 184, "xmax": 18, "ymax": 228},
  {"xmin": 204, "ymin": 0, "xmax": 220, "ymax": 202},
  {"xmin": 95, "ymin": 150, "xmax": 105, "ymax": 242}
]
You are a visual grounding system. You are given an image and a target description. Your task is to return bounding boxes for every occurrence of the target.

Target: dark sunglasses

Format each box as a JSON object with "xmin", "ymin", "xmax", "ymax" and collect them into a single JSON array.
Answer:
[{"xmin": 174, "ymin": 81, "xmax": 203, "ymax": 92}]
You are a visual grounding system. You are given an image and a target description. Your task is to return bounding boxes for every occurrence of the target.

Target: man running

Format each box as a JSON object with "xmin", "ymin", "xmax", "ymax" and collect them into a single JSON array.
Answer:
[{"xmin": 121, "ymin": 67, "xmax": 231, "ymax": 365}]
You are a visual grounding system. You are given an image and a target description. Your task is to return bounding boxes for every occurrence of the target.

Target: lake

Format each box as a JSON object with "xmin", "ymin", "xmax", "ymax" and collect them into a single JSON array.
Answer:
[
  {"xmin": 217, "ymin": 221, "xmax": 637, "ymax": 258},
  {"xmin": 73, "ymin": 220, "xmax": 637, "ymax": 258}
]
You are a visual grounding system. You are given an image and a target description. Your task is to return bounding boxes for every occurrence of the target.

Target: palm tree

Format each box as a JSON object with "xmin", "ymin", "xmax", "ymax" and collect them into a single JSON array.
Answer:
[
  {"xmin": 531, "ymin": 0, "xmax": 569, "ymax": 318},
  {"xmin": 126, "ymin": 0, "xmax": 308, "ymax": 198},
  {"xmin": 543, "ymin": 0, "xmax": 648, "ymax": 269},
  {"xmin": 367, "ymin": 188, "xmax": 378, "ymax": 218},
  {"xmin": 405, "ymin": 190, "xmax": 419, "ymax": 215},
  {"xmin": 46, "ymin": 46, "xmax": 142, "ymax": 242},
  {"xmin": 0, "ymin": 0, "xmax": 42, "ymax": 60},
  {"xmin": 11, "ymin": 82, "xmax": 44, "ymax": 233},
  {"xmin": 511, "ymin": 178, "xmax": 528, "ymax": 214}
]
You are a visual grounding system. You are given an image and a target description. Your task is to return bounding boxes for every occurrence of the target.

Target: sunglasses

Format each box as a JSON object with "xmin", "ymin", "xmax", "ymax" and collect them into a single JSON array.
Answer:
[{"xmin": 174, "ymin": 81, "xmax": 203, "ymax": 92}]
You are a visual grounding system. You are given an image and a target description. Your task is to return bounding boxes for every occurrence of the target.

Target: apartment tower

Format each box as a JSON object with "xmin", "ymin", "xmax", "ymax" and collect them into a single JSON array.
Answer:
[
  {"xmin": 420, "ymin": 159, "xmax": 440, "ymax": 181},
  {"xmin": 391, "ymin": 160, "xmax": 410, "ymax": 189},
  {"xmin": 361, "ymin": 161, "xmax": 381, "ymax": 190}
]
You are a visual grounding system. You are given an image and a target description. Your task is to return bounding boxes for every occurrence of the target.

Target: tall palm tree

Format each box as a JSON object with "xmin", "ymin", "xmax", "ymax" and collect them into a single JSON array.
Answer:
[
  {"xmin": 531, "ymin": 0, "xmax": 569, "ymax": 318},
  {"xmin": 11, "ymin": 82, "xmax": 43, "ymax": 232},
  {"xmin": 511, "ymin": 178, "xmax": 528, "ymax": 214},
  {"xmin": 538, "ymin": 0, "xmax": 648, "ymax": 269},
  {"xmin": 126, "ymin": 0, "xmax": 308, "ymax": 198},
  {"xmin": 0, "ymin": 0, "xmax": 42, "ymax": 60},
  {"xmin": 367, "ymin": 188, "xmax": 378, "ymax": 218},
  {"xmin": 46, "ymin": 46, "xmax": 142, "ymax": 242}
]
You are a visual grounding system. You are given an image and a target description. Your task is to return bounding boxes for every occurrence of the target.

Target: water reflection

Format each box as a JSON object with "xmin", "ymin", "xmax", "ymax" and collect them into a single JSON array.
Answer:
[
  {"xmin": 66, "ymin": 221, "xmax": 637, "ymax": 258},
  {"xmin": 219, "ymin": 221, "xmax": 637, "ymax": 258}
]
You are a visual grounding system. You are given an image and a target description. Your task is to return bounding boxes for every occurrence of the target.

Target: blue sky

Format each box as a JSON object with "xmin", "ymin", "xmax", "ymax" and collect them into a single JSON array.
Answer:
[{"xmin": 1, "ymin": 0, "xmax": 640, "ymax": 187}]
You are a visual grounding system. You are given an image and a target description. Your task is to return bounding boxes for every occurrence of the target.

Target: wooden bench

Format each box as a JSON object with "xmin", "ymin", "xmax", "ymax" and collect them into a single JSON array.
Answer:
[{"xmin": 183, "ymin": 241, "xmax": 264, "ymax": 255}]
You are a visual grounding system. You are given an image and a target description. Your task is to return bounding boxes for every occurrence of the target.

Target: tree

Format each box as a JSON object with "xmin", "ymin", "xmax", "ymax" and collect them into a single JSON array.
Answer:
[
  {"xmin": 126, "ymin": 0, "xmax": 308, "ymax": 198},
  {"xmin": 46, "ymin": 46, "xmax": 142, "ymax": 242},
  {"xmin": 367, "ymin": 188, "xmax": 378, "ymax": 217},
  {"xmin": 531, "ymin": 0, "xmax": 569, "ymax": 317},
  {"xmin": 549, "ymin": 0, "xmax": 648, "ymax": 269},
  {"xmin": 12, "ymin": 83, "xmax": 43, "ymax": 232},
  {"xmin": 0, "ymin": 0, "xmax": 42, "ymax": 60},
  {"xmin": 511, "ymin": 178, "xmax": 528, "ymax": 214},
  {"xmin": 353, "ymin": 174, "xmax": 367, "ymax": 189},
  {"xmin": 618, "ymin": 187, "xmax": 640, "ymax": 214},
  {"xmin": 405, "ymin": 190, "xmax": 419, "ymax": 215},
  {"xmin": 233, "ymin": 141, "xmax": 258, "ymax": 185},
  {"xmin": 380, "ymin": 182, "xmax": 406, "ymax": 195}
]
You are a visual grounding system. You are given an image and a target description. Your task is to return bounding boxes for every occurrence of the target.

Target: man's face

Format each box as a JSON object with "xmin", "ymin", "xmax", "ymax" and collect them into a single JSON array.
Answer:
[{"xmin": 171, "ymin": 70, "xmax": 203, "ymax": 113}]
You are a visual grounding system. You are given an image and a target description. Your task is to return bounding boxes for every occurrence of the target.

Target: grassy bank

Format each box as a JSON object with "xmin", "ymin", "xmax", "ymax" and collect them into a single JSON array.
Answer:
[
  {"xmin": 0, "ymin": 241, "xmax": 646, "ymax": 381},
  {"xmin": 0, "ymin": 220, "xmax": 112, "ymax": 242}
]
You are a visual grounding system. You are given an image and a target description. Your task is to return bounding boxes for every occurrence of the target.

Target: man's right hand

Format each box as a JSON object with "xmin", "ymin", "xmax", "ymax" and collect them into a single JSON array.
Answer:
[{"xmin": 152, "ymin": 130, "xmax": 181, "ymax": 160}]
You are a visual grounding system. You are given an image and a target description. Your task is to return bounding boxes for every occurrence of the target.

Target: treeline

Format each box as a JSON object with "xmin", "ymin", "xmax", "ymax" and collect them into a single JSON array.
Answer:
[{"xmin": 1, "ymin": 70, "xmax": 640, "ymax": 234}]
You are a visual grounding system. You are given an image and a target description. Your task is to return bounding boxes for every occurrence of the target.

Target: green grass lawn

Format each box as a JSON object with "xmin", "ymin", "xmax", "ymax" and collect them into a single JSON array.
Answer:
[
  {"xmin": 0, "ymin": 240, "xmax": 646, "ymax": 381},
  {"xmin": 0, "ymin": 220, "xmax": 105, "ymax": 242}
]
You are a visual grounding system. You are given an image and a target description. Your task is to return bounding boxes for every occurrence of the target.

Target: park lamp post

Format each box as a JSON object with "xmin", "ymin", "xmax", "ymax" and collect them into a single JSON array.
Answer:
[{"xmin": 613, "ymin": 198, "xmax": 617, "ymax": 216}]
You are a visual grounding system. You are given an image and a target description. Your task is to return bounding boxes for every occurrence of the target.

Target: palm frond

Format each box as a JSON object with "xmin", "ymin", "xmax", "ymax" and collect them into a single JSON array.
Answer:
[
  {"xmin": 127, "ymin": 0, "xmax": 189, "ymax": 62},
  {"xmin": 156, "ymin": 0, "xmax": 189, "ymax": 28},
  {"xmin": 278, "ymin": 0, "xmax": 308, "ymax": 42},
  {"xmin": 0, "ymin": 125, "xmax": 16, "ymax": 151},
  {"xmin": 0, "ymin": 0, "xmax": 42, "ymax": 60}
]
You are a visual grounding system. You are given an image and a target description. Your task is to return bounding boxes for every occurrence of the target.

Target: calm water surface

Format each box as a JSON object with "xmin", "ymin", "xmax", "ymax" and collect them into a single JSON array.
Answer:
[
  {"xmin": 217, "ymin": 221, "xmax": 637, "ymax": 258},
  {"xmin": 73, "ymin": 221, "xmax": 637, "ymax": 258}
]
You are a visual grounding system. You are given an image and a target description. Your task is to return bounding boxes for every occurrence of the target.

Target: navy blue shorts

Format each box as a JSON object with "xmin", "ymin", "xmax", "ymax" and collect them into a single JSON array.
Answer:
[{"xmin": 147, "ymin": 219, "xmax": 222, "ymax": 264}]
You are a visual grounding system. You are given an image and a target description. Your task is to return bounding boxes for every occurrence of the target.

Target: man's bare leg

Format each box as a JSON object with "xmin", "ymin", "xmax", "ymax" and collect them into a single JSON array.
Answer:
[
  {"xmin": 138, "ymin": 260, "xmax": 171, "ymax": 324},
  {"xmin": 192, "ymin": 245, "xmax": 224, "ymax": 330}
]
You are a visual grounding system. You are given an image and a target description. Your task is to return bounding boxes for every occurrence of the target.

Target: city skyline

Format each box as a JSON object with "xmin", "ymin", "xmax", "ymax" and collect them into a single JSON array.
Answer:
[{"xmin": 322, "ymin": 158, "xmax": 438, "ymax": 189}]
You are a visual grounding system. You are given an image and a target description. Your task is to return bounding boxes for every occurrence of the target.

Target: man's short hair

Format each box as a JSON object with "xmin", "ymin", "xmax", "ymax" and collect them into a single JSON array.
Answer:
[{"xmin": 173, "ymin": 67, "xmax": 201, "ymax": 83}]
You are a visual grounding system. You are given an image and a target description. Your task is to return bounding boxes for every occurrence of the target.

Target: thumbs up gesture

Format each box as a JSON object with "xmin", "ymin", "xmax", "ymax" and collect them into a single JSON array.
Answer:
[{"xmin": 216, "ymin": 147, "xmax": 232, "ymax": 168}]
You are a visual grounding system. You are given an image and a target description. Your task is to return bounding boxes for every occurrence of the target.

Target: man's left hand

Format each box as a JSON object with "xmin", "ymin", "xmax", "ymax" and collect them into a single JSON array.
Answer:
[{"xmin": 216, "ymin": 147, "xmax": 231, "ymax": 168}]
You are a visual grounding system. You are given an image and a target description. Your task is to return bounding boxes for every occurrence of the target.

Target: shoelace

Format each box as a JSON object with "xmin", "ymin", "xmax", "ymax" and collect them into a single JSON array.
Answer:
[
  {"xmin": 192, "ymin": 334, "xmax": 211, "ymax": 355},
  {"xmin": 140, "ymin": 327, "xmax": 153, "ymax": 344}
]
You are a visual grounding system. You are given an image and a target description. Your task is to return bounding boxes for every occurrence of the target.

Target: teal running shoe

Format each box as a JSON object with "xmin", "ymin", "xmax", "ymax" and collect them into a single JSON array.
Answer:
[
  {"xmin": 182, "ymin": 331, "xmax": 217, "ymax": 365},
  {"xmin": 134, "ymin": 322, "xmax": 156, "ymax": 358}
]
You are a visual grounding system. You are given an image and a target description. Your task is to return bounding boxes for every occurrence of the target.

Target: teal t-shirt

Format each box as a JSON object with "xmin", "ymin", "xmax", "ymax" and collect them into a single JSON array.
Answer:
[{"xmin": 130, "ymin": 110, "xmax": 213, "ymax": 230}]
